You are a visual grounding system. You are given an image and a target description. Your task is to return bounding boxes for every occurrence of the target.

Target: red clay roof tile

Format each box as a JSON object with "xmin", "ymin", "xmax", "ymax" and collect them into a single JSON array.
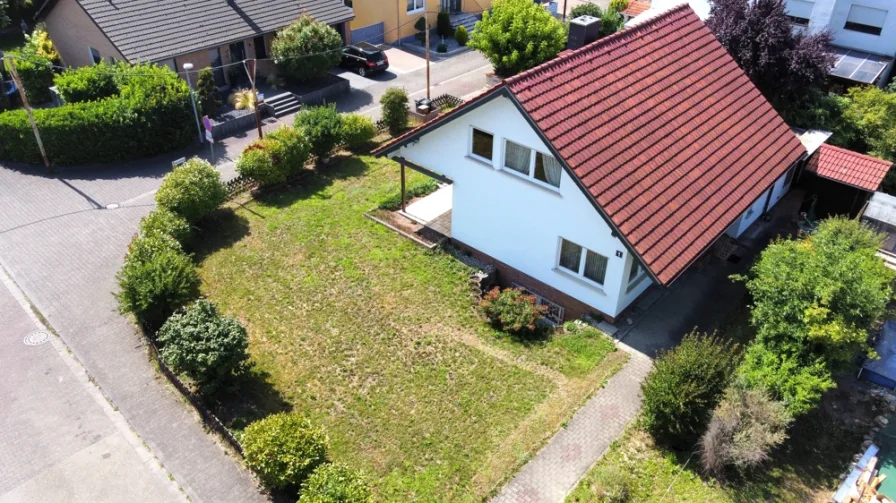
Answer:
[
  {"xmin": 504, "ymin": 5, "xmax": 804, "ymax": 284},
  {"xmin": 805, "ymin": 144, "xmax": 892, "ymax": 192},
  {"xmin": 622, "ymin": 0, "xmax": 650, "ymax": 17}
]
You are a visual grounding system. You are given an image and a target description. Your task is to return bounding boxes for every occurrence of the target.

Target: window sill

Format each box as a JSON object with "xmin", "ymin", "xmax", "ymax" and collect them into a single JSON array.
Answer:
[
  {"xmin": 498, "ymin": 167, "xmax": 562, "ymax": 196},
  {"xmin": 465, "ymin": 154, "xmax": 494, "ymax": 168},
  {"xmin": 552, "ymin": 267, "xmax": 606, "ymax": 295},
  {"xmin": 407, "ymin": 7, "xmax": 425, "ymax": 14}
]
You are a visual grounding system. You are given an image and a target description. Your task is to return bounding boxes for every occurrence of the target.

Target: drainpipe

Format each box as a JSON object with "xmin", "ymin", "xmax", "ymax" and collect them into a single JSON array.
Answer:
[{"xmin": 396, "ymin": 0, "xmax": 402, "ymax": 46}]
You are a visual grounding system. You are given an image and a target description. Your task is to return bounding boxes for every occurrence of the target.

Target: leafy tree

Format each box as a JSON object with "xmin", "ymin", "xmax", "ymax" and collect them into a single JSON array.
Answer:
[
  {"xmin": 707, "ymin": 0, "xmax": 834, "ymax": 120},
  {"xmin": 115, "ymin": 234, "xmax": 200, "ymax": 330},
  {"xmin": 700, "ymin": 383, "xmax": 790, "ymax": 477},
  {"xmin": 271, "ymin": 16, "xmax": 343, "ymax": 82},
  {"xmin": 242, "ymin": 413, "xmax": 329, "ymax": 490},
  {"xmin": 599, "ymin": 6, "xmax": 625, "ymax": 37},
  {"xmin": 155, "ymin": 157, "xmax": 227, "ymax": 221},
  {"xmin": 25, "ymin": 23, "xmax": 59, "ymax": 64},
  {"xmin": 298, "ymin": 463, "xmax": 372, "ymax": 503},
  {"xmin": 641, "ymin": 332, "xmax": 740, "ymax": 447},
  {"xmin": 295, "ymin": 104, "xmax": 343, "ymax": 160},
  {"xmin": 379, "ymin": 87, "xmax": 409, "ymax": 136},
  {"xmin": 157, "ymin": 299, "xmax": 249, "ymax": 393},
  {"xmin": 570, "ymin": 2, "xmax": 602, "ymax": 18},
  {"xmin": 734, "ymin": 218, "xmax": 895, "ymax": 414},
  {"xmin": 196, "ymin": 67, "xmax": 220, "ymax": 117},
  {"xmin": 468, "ymin": 0, "xmax": 567, "ymax": 76}
]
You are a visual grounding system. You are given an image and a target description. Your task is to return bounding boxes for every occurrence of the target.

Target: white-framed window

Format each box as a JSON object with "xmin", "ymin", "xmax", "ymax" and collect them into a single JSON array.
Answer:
[
  {"xmin": 785, "ymin": 0, "xmax": 813, "ymax": 26},
  {"xmin": 844, "ymin": 4, "xmax": 887, "ymax": 35},
  {"xmin": 470, "ymin": 127, "xmax": 494, "ymax": 162},
  {"xmin": 89, "ymin": 46, "xmax": 102, "ymax": 65},
  {"xmin": 628, "ymin": 260, "xmax": 643, "ymax": 284},
  {"xmin": 502, "ymin": 139, "xmax": 562, "ymax": 188},
  {"xmin": 407, "ymin": 0, "xmax": 424, "ymax": 12},
  {"xmin": 558, "ymin": 238, "xmax": 609, "ymax": 286}
]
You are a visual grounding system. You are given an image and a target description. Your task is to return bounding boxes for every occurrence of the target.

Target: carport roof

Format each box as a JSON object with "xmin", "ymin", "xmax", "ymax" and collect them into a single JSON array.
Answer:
[{"xmin": 805, "ymin": 144, "xmax": 892, "ymax": 192}]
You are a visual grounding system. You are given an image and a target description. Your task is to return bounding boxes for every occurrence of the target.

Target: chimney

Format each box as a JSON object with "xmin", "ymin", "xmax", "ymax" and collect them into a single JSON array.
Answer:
[{"xmin": 567, "ymin": 15, "xmax": 601, "ymax": 50}]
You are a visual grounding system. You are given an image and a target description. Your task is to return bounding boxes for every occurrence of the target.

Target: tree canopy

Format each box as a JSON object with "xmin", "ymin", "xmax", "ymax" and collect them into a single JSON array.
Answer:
[
  {"xmin": 706, "ymin": 0, "xmax": 834, "ymax": 121},
  {"xmin": 468, "ymin": 0, "xmax": 567, "ymax": 77},
  {"xmin": 271, "ymin": 16, "xmax": 343, "ymax": 81}
]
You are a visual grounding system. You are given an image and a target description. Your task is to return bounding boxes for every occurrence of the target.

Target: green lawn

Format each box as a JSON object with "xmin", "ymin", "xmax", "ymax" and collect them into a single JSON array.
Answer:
[{"xmin": 196, "ymin": 156, "xmax": 627, "ymax": 501}]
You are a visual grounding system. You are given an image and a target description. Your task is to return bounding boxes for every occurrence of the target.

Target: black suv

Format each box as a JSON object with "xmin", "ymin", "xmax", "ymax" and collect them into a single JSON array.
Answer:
[{"xmin": 340, "ymin": 42, "xmax": 389, "ymax": 77}]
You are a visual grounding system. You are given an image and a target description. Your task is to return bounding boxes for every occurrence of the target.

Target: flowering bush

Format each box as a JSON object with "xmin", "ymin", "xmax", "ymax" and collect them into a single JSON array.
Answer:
[{"xmin": 480, "ymin": 287, "xmax": 546, "ymax": 333}]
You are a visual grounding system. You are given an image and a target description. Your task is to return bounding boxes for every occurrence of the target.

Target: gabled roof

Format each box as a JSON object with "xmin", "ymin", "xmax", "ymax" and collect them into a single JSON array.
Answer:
[
  {"xmin": 376, "ymin": 5, "xmax": 805, "ymax": 285},
  {"xmin": 806, "ymin": 144, "xmax": 892, "ymax": 192},
  {"xmin": 36, "ymin": 0, "xmax": 354, "ymax": 63}
]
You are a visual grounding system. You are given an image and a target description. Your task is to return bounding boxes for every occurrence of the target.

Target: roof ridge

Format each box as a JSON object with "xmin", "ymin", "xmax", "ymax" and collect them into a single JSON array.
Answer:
[
  {"xmin": 818, "ymin": 143, "xmax": 894, "ymax": 166},
  {"xmin": 505, "ymin": 3, "xmax": 694, "ymax": 87}
]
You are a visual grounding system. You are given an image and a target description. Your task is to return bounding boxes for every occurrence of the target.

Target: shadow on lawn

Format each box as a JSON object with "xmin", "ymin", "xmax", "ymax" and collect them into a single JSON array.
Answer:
[
  {"xmin": 204, "ymin": 365, "xmax": 293, "ymax": 431},
  {"xmin": 190, "ymin": 208, "xmax": 251, "ymax": 262},
  {"xmin": 256, "ymin": 155, "xmax": 373, "ymax": 210}
]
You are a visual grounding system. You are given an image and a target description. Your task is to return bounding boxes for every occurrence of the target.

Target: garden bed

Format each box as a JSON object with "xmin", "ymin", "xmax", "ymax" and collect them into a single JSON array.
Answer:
[{"xmin": 194, "ymin": 155, "xmax": 628, "ymax": 501}]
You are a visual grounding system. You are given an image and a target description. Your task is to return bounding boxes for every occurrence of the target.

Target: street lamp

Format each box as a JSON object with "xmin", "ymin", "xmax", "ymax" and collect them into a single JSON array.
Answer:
[{"xmin": 182, "ymin": 62, "xmax": 203, "ymax": 144}]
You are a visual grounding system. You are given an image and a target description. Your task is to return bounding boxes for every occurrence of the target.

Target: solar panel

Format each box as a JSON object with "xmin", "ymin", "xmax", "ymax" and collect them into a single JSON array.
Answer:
[{"xmin": 829, "ymin": 47, "xmax": 892, "ymax": 85}]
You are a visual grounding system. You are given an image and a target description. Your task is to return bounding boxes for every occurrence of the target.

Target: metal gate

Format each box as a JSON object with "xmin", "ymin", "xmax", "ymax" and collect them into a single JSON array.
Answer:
[{"xmin": 351, "ymin": 22, "xmax": 385, "ymax": 45}]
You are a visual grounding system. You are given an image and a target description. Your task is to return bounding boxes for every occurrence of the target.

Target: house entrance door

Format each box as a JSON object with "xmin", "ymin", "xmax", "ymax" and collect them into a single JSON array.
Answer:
[
  {"xmin": 208, "ymin": 48, "xmax": 226, "ymax": 88},
  {"xmin": 441, "ymin": 0, "xmax": 461, "ymax": 12}
]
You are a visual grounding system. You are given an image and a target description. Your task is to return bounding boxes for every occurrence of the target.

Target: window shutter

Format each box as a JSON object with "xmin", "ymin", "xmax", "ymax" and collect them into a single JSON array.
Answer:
[{"xmin": 847, "ymin": 4, "xmax": 887, "ymax": 28}]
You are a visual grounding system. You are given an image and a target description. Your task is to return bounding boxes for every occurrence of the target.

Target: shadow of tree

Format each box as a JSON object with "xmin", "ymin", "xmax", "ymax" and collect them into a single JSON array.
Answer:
[
  {"xmin": 202, "ymin": 365, "xmax": 293, "ymax": 431},
  {"xmin": 255, "ymin": 155, "xmax": 372, "ymax": 210},
  {"xmin": 190, "ymin": 207, "xmax": 252, "ymax": 262}
]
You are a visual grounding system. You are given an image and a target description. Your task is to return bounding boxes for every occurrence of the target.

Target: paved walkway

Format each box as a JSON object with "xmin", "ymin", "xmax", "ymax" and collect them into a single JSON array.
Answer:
[
  {"xmin": 0, "ymin": 52, "xmax": 493, "ymax": 503},
  {"xmin": 0, "ymin": 268, "xmax": 186, "ymax": 503}
]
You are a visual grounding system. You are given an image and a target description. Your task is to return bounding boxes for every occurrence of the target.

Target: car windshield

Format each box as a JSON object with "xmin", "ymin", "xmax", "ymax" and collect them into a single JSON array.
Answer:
[{"xmin": 365, "ymin": 51, "xmax": 385, "ymax": 62}]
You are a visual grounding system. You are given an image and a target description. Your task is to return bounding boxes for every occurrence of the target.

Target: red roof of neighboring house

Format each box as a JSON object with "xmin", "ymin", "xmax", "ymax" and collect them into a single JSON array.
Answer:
[
  {"xmin": 805, "ymin": 144, "xmax": 892, "ymax": 192},
  {"xmin": 376, "ymin": 5, "xmax": 805, "ymax": 285},
  {"xmin": 622, "ymin": 0, "xmax": 650, "ymax": 17}
]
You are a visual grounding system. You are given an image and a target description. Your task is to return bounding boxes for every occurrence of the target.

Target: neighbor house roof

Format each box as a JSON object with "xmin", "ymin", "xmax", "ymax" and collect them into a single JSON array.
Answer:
[
  {"xmin": 35, "ymin": 0, "xmax": 354, "ymax": 63},
  {"xmin": 622, "ymin": 1, "xmax": 651, "ymax": 17},
  {"xmin": 376, "ymin": 5, "xmax": 805, "ymax": 285},
  {"xmin": 805, "ymin": 144, "xmax": 892, "ymax": 192}
]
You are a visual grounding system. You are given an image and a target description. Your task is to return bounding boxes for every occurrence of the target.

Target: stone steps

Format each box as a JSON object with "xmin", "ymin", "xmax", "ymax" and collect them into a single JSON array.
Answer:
[{"xmin": 264, "ymin": 92, "xmax": 301, "ymax": 118}]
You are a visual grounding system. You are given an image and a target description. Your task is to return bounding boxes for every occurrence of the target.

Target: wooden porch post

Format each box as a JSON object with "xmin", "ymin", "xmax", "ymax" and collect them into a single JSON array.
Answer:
[{"xmin": 400, "ymin": 158, "xmax": 407, "ymax": 212}]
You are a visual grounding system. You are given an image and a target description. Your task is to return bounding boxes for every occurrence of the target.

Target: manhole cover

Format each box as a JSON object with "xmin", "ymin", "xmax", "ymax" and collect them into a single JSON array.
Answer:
[
  {"xmin": 24, "ymin": 330, "xmax": 51, "ymax": 346},
  {"xmin": 105, "ymin": 203, "xmax": 120, "ymax": 210}
]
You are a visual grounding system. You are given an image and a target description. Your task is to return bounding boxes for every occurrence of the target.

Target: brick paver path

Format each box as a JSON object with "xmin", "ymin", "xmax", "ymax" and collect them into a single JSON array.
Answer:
[{"xmin": 491, "ymin": 344, "xmax": 653, "ymax": 503}]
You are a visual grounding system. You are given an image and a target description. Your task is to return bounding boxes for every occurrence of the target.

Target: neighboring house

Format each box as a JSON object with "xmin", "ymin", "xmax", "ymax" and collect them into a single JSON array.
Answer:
[
  {"xmin": 799, "ymin": 143, "xmax": 893, "ymax": 216},
  {"xmin": 349, "ymin": 0, "xmax": 490, "ymax": 45},
  {"xmin": 620, "ymin": 0, "xmax": 651, "ymax": 22},
  {"xmin": 374, "ymin": 5, "xmax": 807, "ymax": 322},
  {"xmin": 862, "ymin": 191, "xmax": 896, "ymax": 260},
  {"xmin": 783, "ymin": 0, "xmax": 895, "ymax": 87},
  {"xmin": 34, "ymin": 0, "xmax": 354, "ymax": 88},
  {"xmin": 626, "ymin": 0, "xmax": 710, "ymax": 26}
]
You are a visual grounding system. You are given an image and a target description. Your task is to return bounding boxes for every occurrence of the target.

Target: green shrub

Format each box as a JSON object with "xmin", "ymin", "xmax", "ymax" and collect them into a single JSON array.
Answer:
[
  {"xmin": 298, "ymin": 463, "xmax": 372, "ymax": 503},
  {"xmin": 6, "ymin": 53, "xmax": 54, "ymax": 104},
  {"xmin": 236, "ymin": 142, "xmax": 281, "ymax": 186},
  {"xmin": 0, "ymin": 63, "xmax": 194, "ymax": 165},
  {"xmin": 196, "ymin": 67, "xmax": 221, "ymax": 117},
  {"xmin": 54, "ymin": 62, "xmax": 118, "ymax": 103},
  {"xmin": 570, "ymin": 2, "xmax": 602, "ymax": 18},
  {"xmin": 156, "ymin": 157, "xmax": 226, "ymax": 221},
  {"xmin": 455, "ymin": 25, "xmax": 469, "ymax": 46},
  {"xmin": 377, "ymin": 179, "xmax": 439, "ymax": 210},
  {"xmin": 115, "ymin": 235, "xmax": 200, "ymax": 330},
  {"xmin": 242, "ymin": 413, "xmax": 329, "ymax": 490},
  {"xmin": 436, "ymin": 43, "xmax": 448, "ymax": 53},
  {"xmin": 138, "ymin": 208, "xmax": 191, "ymax": 245},
  {"xmin": 699, "ymin": 383, "xmax": 791, "ymax": 477},
  {"xmin": 156, "ymin": 299, "xmax": 249, "ymax": 393},
  {"xmin": 468, "ymin": 0, "xmax": 567, "ymax": 76},
  {"xmin": 480, "ymin": 287, "xmax": 546, "ymax": 334},
  {"xmin": 641, "ymin": 332, "xmax": 740, "ymax": 448},
  {"xmin": 380, "ymin": 87, "xmax": 409, "ymax": 136},
  {"xmin": 340, "ymin": 114, "xmax": 377, "ymax": 152},
  {"xmin": 295, "ymin": 104, "xmax": 343, "ymax": 159},
  {"xmin": 266, "ymin": 125, "xmax": 311, "ymax": 175},
  {"xmin": 437, "ymin": 11, "xmax": 452, "ymax": 37},
  {"xmin": 738, "ymin": 342, "xmax": 835, "ymax": 417},
  {"xmin": 271, "ymin": 16, "xmax": 343, "ymax": 82}
]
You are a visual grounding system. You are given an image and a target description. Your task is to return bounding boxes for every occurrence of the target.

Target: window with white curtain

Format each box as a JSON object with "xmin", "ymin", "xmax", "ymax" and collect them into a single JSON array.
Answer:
[
  {"xmin": 502, "ymin": 139, "xmax": 562, "ymax": 188},
  {"xmin": 558, "ymin": 238, "xmax": 609, "ymax": 286},
  {"xmin": 845, "ymin": 4, "xmax": 887, "ymax": 35}
]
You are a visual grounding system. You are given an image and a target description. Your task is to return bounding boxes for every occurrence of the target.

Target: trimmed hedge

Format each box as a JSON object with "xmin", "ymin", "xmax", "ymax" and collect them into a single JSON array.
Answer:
[
  {"xmin": 138, "ymin": 208, "xmax": 191, "ymax": 245},
  {"xmin": 295, "ymin": 104, "xmax": 343, "ymax": 160},
  {"xmin": 242, "ymin": 413, "xmax": 329, "ymax": 490},
  {"xmin": 340, "ymin": 114, "xmax": 376, "ymax": 152},
  {"xmin": 0, "ymin": 63, "xmax": 194, "ymax": 165},
  {"xmin": 54, "ymin": 62, "xmax": 118, "ymax": 103},
  {"xmin": 156, "ymin": 158, "xmax": 227, "ymax": 222}
]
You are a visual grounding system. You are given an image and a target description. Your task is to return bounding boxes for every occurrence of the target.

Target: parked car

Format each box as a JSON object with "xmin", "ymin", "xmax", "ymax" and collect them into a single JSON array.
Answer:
[{"xmin": 340, "ymin": 42, "xmax": 389, "ymax": 77}]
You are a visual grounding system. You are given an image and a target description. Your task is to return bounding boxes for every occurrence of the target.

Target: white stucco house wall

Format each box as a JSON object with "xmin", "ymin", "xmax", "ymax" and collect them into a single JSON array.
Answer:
[{"xmin": 375, "ymin": 5, "xmax": 808, "ymax": 323}]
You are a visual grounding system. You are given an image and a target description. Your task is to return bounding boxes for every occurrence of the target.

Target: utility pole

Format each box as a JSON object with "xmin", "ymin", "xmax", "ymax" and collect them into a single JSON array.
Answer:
[
  {"xmin": 7, "ymin": 56, "xmax": 51, "ymax": 172},
  {"xmin": 243, "ymin": 59, "xmax": 263, "ymax": 140},
  {"xmin": 425, "ymin": 16, "xmax": 431, "ymax": 99}
]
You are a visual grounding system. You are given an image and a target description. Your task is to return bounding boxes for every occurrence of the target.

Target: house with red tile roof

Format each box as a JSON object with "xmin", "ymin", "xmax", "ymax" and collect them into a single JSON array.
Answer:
[
  {"xmin": 798, "ymin": 143, "xmax": 893, "ymax": 217},
  {"xmin": 374, "ymin": 5, "xmax": 808, "ymax": 322}
]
